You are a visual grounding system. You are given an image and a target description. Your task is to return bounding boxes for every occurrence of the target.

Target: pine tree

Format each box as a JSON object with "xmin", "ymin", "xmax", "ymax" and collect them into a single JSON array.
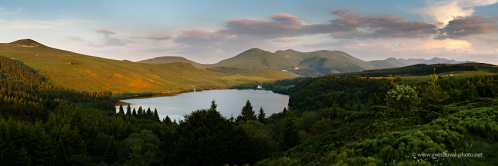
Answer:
[
  {"xmin": 132, "ymin": 108, "xmax": 137, "ymax": 117},
  {"xmin": 153, "ymin": 109, "xmax": 160, "ymax": 122},
  {"xmin": 210, "ymin": 99, "xmax": 217, "ymax": 111},
  {"xmin": 119, "ymin": 105, "xmax": 125, "ymax": 115},
  {"xmin": 146, "ymin": 107, "xmax": 152, "ymax": 119},
  {"xmin": 258, "ymin": 106, "xmax": 266, "ymax": 124},
  {"xmin": 126, "ymin": 103, "xmax": 131, "ymax": 116},
  {"xmin": 137, "ymin": 106, "xmax": 143, "ymax": 119},
  {"xmin": 164, "ymin": 115, "xmax": 172, "ymax": 125},
  {"xmin": 239, "ymin": 100, "xmax": 256, "ymax": 121},
  {"xmin": 420, "ymin": 68, "xmax": 448, "ymax": 122},
  {"xmin": 280, "ymin": 109, "xmax": 299, "ymax": 151}
]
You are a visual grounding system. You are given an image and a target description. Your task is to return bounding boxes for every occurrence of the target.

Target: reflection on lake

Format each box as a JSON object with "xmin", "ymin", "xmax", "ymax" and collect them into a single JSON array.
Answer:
[{"xmin": 115, "ymin": 89, "xmax": 289, "ymax": 121}]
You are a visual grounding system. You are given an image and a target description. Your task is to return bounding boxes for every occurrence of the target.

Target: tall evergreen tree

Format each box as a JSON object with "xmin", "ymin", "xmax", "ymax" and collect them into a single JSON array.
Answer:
[
  {"xmin": 163, "ymin": 115, "xmax": 172, "ymax": 125},
  {"xmin": 420, "ymin": 69, "xmax": 448, "ymax": 122},
  {"xmin": 126, "ymin": 103, "xmax": 131, "ymax": 115},
  {"xmin": 280, "ymin": 108, "xmax": 299, "ymax": 151},
  {"xmin": 132, "ymin": 108, "xmax": 137, "ymax": 117},
  {"xmin": 258, "ymin": 106, "xmax": 266, "ymax": 124},
  {"xmin": 238, "ymin": 100, "xmax": 256, "ymax": 121},
  {"xmin": 146, "ymin": 107, "xmax": 152, "ymax": 119},
  {"xmin": 118, "ymin": 105, "xmax": 125, "ymax": 115},
  {"xmin": 137, "ymin": 106, "xmax": 143, "ymax": 119},
  {"xmin": 126, "ymin": 103, "xmax": 132, "ymax": 116},
  {"xmin": 210, "ymin": 99, "xmax": 217, "ymax": 111},
  {"xmin": 153, "ymin": 109, "xmax": 160, "ymax": 122}
]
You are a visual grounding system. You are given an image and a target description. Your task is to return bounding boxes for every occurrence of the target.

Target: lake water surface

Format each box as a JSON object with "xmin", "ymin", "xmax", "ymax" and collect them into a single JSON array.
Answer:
[{"xmin": 116, "ymin": 89, "xmax": 289, "ymax": 121}]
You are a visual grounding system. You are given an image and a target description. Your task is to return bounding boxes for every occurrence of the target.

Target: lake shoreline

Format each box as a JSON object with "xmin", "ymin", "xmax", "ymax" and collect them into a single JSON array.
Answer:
[
  {"xmin": 113, "ymin": 85, "xmax": 266, "ymax": 101},
  {"xmin": 115, "ymin": 89, "xmax": 289, "ymax": 121}
]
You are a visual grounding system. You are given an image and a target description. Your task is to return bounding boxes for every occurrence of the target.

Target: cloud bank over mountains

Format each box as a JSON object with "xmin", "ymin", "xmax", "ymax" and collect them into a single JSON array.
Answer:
[{"xmin": 1, "ymin": 0, "xmax": 497, "ymax": 64}]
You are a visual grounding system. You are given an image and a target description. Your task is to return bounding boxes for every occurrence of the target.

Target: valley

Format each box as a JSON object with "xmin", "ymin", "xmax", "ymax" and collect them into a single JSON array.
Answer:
[
  {"xmin": 2, "ymin": 1, "xmax": 498, "ymax": 165},
  {"xmin": 1, "ymin": 38, "xmax": 498, "ymax": 165}
]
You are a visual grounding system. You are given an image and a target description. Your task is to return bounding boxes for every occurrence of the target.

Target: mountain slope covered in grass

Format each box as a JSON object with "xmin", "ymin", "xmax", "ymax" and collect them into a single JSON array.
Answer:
[
  {"xmin": 275, "ymin": 49, "xmax": 375, "ymax": 74},
  {"xmin": 0, "ymin": 39, "xmax": 296, "ymax": 93},
  {"xmin": 138, "ymin": 56, "xmax": 206, "ymax": 68},
  {"xmin": 207, "ymin": 48, "xmax": 296, "ymax": 73}
]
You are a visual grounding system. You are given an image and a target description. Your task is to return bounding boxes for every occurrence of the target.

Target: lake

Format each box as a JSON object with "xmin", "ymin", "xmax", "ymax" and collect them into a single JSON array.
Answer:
[{"xmin": 115, "ymin": 89, "xmax": 289, "ymax": 121}]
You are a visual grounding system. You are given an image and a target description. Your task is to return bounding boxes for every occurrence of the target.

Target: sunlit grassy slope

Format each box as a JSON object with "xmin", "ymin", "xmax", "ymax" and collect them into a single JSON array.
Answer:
[
  {"xmin": 138, "ymin": 56, "xmax": 207, "ymax": 68},
  {"xmin": 0, "ymin": 39, "xmax": 296, "ymax": 93},
  {"xmin": 275, "ymin": 49, "xmax": 375, "ymax": 73},
  {"xmin": 207, "ymin": 48, "xmax": 296, "ymax": 73}
]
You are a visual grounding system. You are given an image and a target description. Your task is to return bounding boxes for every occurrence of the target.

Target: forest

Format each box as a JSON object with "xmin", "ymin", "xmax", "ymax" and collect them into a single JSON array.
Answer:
[
  {"xmin": 353, "ymin": 63, "xmax": 498, "ymax": 77},
  {"xmin": 1, "ymin": 54, "xmax": 498, "ymax": 165}
]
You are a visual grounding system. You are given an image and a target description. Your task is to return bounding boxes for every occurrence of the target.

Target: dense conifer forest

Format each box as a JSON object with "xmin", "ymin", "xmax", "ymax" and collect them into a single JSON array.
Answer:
[{"xmin": 1, "ymin": 55, "xmax": 498, "ymax": 165}]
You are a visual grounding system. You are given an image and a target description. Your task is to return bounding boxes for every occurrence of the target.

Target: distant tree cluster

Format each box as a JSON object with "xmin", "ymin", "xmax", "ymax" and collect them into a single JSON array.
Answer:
[{"xmin": 358, "ymin": 63, "xmax": 483, "ymax": 77}]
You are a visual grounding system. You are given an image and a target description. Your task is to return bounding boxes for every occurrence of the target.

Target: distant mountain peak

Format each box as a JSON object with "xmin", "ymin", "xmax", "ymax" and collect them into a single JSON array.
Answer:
[
  {"xmin": 10, "ymin": 39, "xmax": 46, "ymax": 47},
  {"xmin": 247, "ymin": 48, "xmax": 264, "ymax": 51}
]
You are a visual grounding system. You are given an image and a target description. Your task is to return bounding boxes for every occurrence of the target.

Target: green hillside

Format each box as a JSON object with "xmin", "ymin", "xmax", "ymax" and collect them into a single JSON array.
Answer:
[
  {"xmin": 275, "ymin": 49, "xmax": 375, "ymax": 74},
  {"xmin": 208, "ymin": 48, "xmax": 295, "ymax": 73},
  {"xmin": 0, "ymin": 39, "xmax": 296, "ymax": 94},
  {"xmin": 257, "ymin": 73, "xmax": 498, "ymax": 165},
  {"xmin": 138, "ymin": 56, "xmax": 207, "ymax": 68}
]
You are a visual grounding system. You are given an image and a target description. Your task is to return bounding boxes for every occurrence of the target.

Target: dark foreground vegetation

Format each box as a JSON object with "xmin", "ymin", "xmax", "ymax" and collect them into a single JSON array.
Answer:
[{"xmin": 1, "ymin": 55, "xmax": 498, "ymax": 165}]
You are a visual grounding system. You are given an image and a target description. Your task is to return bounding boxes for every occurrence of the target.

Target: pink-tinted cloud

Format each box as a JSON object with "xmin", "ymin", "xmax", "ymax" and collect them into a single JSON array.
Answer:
[
  {"xmin": 436, "ymin": 16, "xmax": 498, "ymax": 40},
  {"xmin": 176, "ymin": 9, "xmax": 440, "ymax": 47},
  {"xmin": 131, "ymin": 33, "xmax": 172, "ymax": 40},
  {"xmin": 330, "ymin": 9, "xmax": 438, "ymax": 39},
  {"xmin": 96, "ymin": 27, "xmax": 115, "ymax": 35},
  {"xmin": 93, "ymin": 27, "xmax": 131, "ymax": 47}
]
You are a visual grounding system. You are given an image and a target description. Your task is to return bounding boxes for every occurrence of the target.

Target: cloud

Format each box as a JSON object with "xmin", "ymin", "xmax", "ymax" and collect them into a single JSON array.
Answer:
[
  {"xmin": 131, "ymin": 33, "xmax": 172, "ymax": 40},
  {"xmin": 329, "ymin": 9, "xmax": 438, "ymax": 39},
  {"xmin": 92, "ymin": 27, "xmax": 132, "ymax": 47},
  {"xmin": 435, "ymin": 16, "xmax": 498, "ymax": 39},
  {"xmin": 170, "ymin": 8, "xmax": 497, "ymax": 64},
  {"xmin": 68, "ymin": 36, "xmax": 86, "ymax": 42},
  {"xmin": 176, "ymin": 9, "xmax": 439, "ymax": 48},
  {"xmin": 272, "ymin": 37, "xmax": 297, "ymax": 42},
  {"xmin": 175, "ymin": 29, "xmax": 225, "ymax": 45},
  {"xmin": 271, "ymin": 13, "xmax": 300, "ymax": 23},
  {"xmin": 413, "ymin": 0, "xmax": 498, "ymax": 28},
  {"xmin": 102, "ymin": 37, "xmax": 131, "ymax": 46},
  {"xmin": 96, "ymin": 27, "xmax": 115, "ymax": 35}
]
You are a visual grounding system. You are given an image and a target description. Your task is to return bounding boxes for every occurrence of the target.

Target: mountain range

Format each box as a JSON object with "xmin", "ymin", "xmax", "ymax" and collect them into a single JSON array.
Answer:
[
  {"xmin": 140, "ymin": 48, "xmax": 471, "ymax": 76},
  {"xmin": 0, "ymin": 39, "xmax": 474, "ymax": 93},
  {"xmin": 0, "ymin": 39, "xmax": 297, "ymax": 93}
]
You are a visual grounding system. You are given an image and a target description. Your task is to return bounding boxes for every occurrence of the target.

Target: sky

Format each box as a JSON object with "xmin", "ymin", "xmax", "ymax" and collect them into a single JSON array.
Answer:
[{"xmin": 1, "ymin": 0, "xmax": 497, "ymax": 64}]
